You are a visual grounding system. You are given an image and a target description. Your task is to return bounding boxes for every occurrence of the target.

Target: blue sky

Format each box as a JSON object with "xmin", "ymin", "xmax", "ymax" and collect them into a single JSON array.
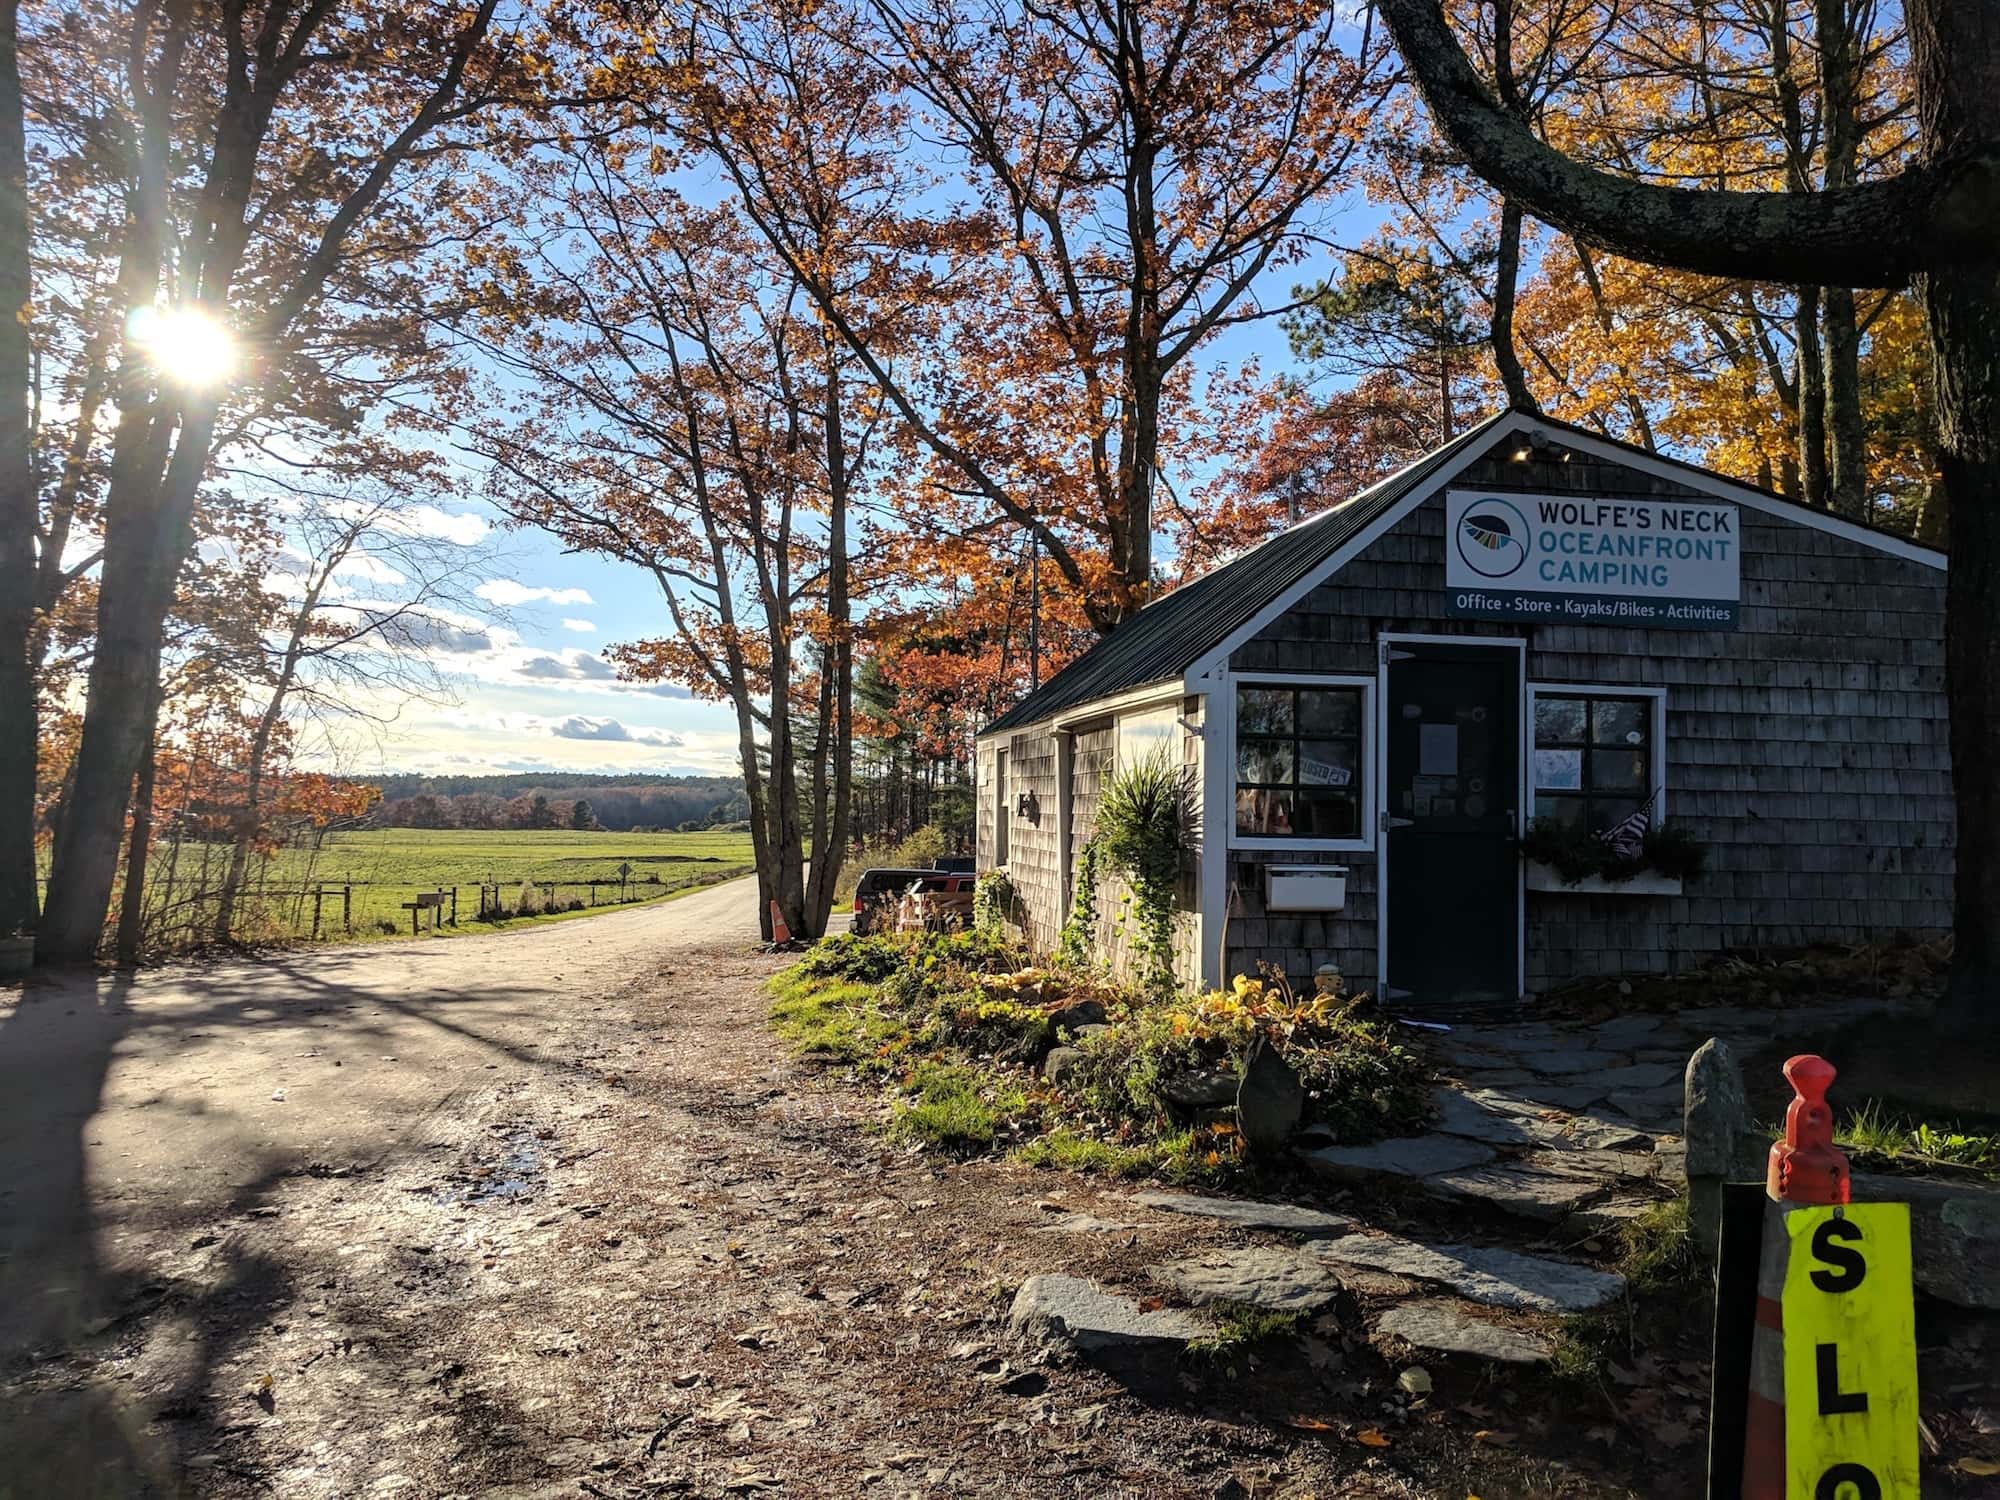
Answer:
[{"xmin": 317, "ymin": 103, "xmax": 1400, "ymax": 783}]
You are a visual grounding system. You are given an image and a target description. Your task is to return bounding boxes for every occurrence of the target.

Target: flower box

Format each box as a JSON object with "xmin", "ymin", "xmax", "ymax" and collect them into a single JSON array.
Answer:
[{"xmin": 1524, "ymin": 862, "xmax": 1682, "ymax": 897}]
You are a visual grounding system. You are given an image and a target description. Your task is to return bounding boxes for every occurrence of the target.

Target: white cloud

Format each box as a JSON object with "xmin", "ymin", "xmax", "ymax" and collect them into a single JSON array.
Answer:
[
  {"xmin": 400, "ymin": 505, "xmax": 490, "ymax": 546},
  {"xmin": 548, "ymin": 715, "xmax": 681, "ymax": 747},
  {"xmin": 561, "ymin": 618, "xmax": 596, "ymax": 633},
  {"xmin": 474, "ymin": 579, "xmax": 595, "ymax": 607},
  {"xmin": 332, "ymin": 553, "xmax": 407, "ymax": 587}
]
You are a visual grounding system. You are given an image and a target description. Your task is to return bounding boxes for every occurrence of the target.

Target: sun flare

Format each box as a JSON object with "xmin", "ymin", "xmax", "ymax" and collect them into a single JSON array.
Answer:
[{"xmin": 126, "ymin": 304, "xmax": 237, "ymax": 388}]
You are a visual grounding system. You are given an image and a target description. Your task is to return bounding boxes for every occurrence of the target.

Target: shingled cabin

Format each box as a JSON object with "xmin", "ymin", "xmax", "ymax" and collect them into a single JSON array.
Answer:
[{"xmin": 973, "ymin": 408, "xmax": 1951, "ymax": 1013}]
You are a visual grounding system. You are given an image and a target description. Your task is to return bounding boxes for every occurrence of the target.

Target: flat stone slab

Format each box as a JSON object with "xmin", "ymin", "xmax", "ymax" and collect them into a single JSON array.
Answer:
[
  {"xmin": 1008, "ymin": 1274, "xmax": 1209, "ymax": 1352},
  {"xmin": 1567, "ymin": 1114, "xmax": 1654, "ymax": 1152},
  {"xmin": 1425, "ymin": 1163, "xmax": 1607, "ymax": 1221},
  {"xmin": 1302, "ymin": 1136, "xmax": 1496, "ymax": 1183},
  {"xmin": 1129, "ymin": 1191, "xmax": 1350, "ymax": 1236},
  {"xmin": 1587, "ymin": 1015, "xmax": 1667, "ymax": 1044},
  {"xmin": 1510, "ymin": 1082, "xmax": 1611, "ymax": 1111},
  {"xmin": 1037, "ymin": 1213, "xmax": 1140, "ymax": 1234},
  {"xmin": 1312, "ymin": 1233, "xmax": 1626, "ymax": 1312},
  {"xmin": 1451, "ymin": 1068, "xmax": 1540, "ymax": 1088},
  {"xmin": 1375, "ymin": 1299, "xmax": 1551, "ymax": 1364},
  {"xmin": 1153, "ymin": 1248, "xmax": 1346, "ymax": 1313},
  {"xmin": 1518, "ymin": 1047, "xmax": 1622, "ymax": 1075},
  {"xmin": 1588, "ymin": 1062, "xmax": 1681, "ymax": 1091},
  {"xmin": 1430, "ymin": 1089, "xmax": 1566, "ymax": 1148}
]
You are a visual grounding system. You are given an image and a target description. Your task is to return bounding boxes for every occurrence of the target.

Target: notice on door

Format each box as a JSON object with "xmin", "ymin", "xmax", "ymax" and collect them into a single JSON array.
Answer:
[
  {"xmin": 1443, "ymin": 489, "xmax": 1739, "ymax": 629},
  {"xmin": 1781, "ymin": 1203, "xmax": 1920, "ymax": 1499}
]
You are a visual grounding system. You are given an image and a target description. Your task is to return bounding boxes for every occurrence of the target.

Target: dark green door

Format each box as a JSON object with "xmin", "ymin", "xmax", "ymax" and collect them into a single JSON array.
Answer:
[{"xmin": 1385, "ymin": 642, "xmax": 1520, "ymax": 1003}]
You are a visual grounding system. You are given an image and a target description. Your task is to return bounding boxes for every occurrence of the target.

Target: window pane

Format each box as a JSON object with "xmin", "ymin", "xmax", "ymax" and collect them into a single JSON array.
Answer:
[
  {"xmin": 1296, "ymin": 738, "xmax": 1357, "ymax": 789},
  {"xmin": 1534, "ymin": 696, "xmax": 1588, "ymax": 745},
  {"xmin": 1590, "ymin": 748, "xmax": 1648, "ymax": 793},
  {"xmin": 1588, "ymin": 796, "xmax": 1643, "ymax": 834},
  {"xmin": 1237, "ymin": 738, "xmax": 1293, "ymax": 784},
  {"xmin": 1235, "ymin": 787, "xmax": 1296, "ymax": 837},
  {"xmin": 1295, "ymin": 788, "xmax": 1358, "ymax": 839},
  {"xmin": 1298, "ymin": 688, "xmax": 1359, "ymax": 737},
  {"xmin": 1236, "ymin": 687, "xmax": 1293, "ymax": 736},
  {"xmin": 1537, "ymin": 795, "xmax": 1588, "ymax": 830},
  {"xmin": 1592, "ymin": 698, "xmax": 1648, "ymax": 747},
  {"xmin": 1533, "ymin": 747, "xmax": 1583, "ymax": 791}
]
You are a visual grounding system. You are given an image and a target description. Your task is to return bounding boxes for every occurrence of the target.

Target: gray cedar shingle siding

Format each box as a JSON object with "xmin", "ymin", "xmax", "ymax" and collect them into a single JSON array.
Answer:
[{"xmin": 1223, "ymin": 437, "xmax": 1951, "ymax": 992}]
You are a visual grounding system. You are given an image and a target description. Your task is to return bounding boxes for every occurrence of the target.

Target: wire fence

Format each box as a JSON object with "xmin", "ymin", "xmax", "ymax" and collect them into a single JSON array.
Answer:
[{"xmin": 46, "ymin": 824, "xmax": 750, "ymax": 960}]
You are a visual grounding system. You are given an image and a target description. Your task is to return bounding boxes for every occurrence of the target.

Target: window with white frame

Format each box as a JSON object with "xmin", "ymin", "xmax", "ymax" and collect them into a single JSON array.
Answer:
[
  {"xmin": 1233, "ymin": 680, "xmax": 1367, "ymax": 841},
  {"xmin": 1530, "ymin": 688, "xmax": 1665, "ymax": 833}
]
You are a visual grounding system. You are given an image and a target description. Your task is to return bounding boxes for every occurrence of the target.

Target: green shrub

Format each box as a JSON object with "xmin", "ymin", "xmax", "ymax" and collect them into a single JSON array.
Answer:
[
  {"xmin": 794, "ymin": 932, "xmax": 908, "ymax": 985},
  {"xmin": 1094, "ymin": 749, "xmax": 1198, "ymax": 998}
]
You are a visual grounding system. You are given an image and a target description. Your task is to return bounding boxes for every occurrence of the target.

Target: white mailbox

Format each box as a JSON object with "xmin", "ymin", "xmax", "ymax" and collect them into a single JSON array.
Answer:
[{"xmin": 1263, "ymin": 864, "xmax": 1348, "ymax": 912}]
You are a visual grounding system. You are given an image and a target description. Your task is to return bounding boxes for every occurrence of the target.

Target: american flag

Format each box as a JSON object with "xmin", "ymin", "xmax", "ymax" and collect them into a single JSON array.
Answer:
[{"xmin": 1598, "ymin": 792, "xmax": 1658, "ymax": 861}]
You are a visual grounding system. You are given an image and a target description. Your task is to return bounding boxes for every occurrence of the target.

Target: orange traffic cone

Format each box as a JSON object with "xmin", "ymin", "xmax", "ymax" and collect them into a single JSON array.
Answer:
[
  {"xmin": 1742, "ymin": 1055, "xmax": 1850, "ymax": 1499},
  {"xmin": 768, "ymin": 899, "xmax": 791, "ymax": 945}
]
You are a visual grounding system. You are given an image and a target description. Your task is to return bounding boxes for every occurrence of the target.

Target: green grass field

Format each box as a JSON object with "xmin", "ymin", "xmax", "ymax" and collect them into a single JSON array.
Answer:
[{"xmin": 129, "ymin": 827, "xmax": 756, "ymax": 948}]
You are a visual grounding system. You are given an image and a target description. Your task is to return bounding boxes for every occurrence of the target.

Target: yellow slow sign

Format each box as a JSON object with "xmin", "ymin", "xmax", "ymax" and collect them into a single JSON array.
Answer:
[{"xmin": 1782, "ymin": 1203, "xmax": 1920, "ymax": 1499}]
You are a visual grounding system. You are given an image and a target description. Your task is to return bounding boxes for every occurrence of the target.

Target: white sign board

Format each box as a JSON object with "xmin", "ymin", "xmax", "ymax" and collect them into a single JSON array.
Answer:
[{"xmin": 1443, "ymin": 489, "xmax": 1740, "ymax": 629}]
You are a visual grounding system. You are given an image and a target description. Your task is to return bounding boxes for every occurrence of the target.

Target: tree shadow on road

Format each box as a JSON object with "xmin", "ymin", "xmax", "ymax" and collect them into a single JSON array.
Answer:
[{"xmin": 0, "ymin": 948, "xmax": 574, "ymax": 1497}]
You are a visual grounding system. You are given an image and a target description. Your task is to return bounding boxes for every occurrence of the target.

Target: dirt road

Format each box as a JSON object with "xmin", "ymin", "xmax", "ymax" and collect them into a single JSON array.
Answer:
[
  {"xmin": 1, "ymin": 884, "xmax": 1494, "ymax": 1500},
  {"xmin": 0, "ymin": 882, "xmax": 758, "ymax": 1496}
]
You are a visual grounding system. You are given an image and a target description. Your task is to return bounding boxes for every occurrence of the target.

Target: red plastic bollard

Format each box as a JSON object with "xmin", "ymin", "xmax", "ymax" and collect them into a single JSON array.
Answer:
[
  {"xmin": 1742, "ymin": 1054, "xmax": 1853, "ymax": 1498},
  {"xmin": 768, "ymin": 899, "xmax": 791, "ymax": 945},
  {"xmin": 1766, "ymin": 1053, "xmax": 1851, "ymax": 1207}
]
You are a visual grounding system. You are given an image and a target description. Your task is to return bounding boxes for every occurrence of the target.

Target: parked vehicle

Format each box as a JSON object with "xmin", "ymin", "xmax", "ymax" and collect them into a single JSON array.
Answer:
[{"xmin": 851, "ymin": 867, "xmax": 975, "ymax": 934}]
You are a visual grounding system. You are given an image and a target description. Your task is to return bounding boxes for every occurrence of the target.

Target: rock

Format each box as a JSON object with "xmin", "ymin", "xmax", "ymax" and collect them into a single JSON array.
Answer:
[
  {"xmin": 1236, "ymin": 1035, "xmax": 1305, "ymax": 1154},
  {"xmin": 1312, "ymin": 1233, "xmax": 1626, "ymax": 1312},
  {"xmin": 1159, "ymin": 1069, "xmax": 1240, "ymax": 1110},
  {"xmin": 1517, "ymin": 1047, "xmax": 1620, "ymax": 1075},
  {"xmin": 1375, "ymin": 1300, "xmax": 1552, "ymax": 1364},
  {"xmin": 1683, "ymin": 1040, "xmax": 1755, "ymax": 1178},
  {"xmin": 1430, "ymin": 1088, "xmax": 1564, "ymax": 1148},
  {"xmin": 1510, "ymin": 1082, "xmax": 1611, "ymax": 1111},
  {"xmin": 1073, "ymin": 1023, "xmax": 1112, "ymax": 1041},
  {"xmin": 1576, "ymin": 1197, "xmax": 1660, "ymax": 1233},
  {"xmin": 1153, "ymin": 1247, "xmax": 1345, "ymax": 1313},
  {"xmin": 1424, "ymin": 1162, "xmax": 1607, "ymax": 1222},
  {"xmin": 1008, "ymin": 1274, "xmax": 1210, "ymax": 1353},
  {"xmin": 1049, "ymin": 999, "xmax": 1106, "ymax": 1033},
  {"xmin": 1851, "ymin": 1171, "xmax": 2000, "ymax": 1311},
  {"xmin": 1129, "ymin": 1191, "xmax": 1350, "ymax": 1236},
  {"xmin": 1301, "ymin": 1135, "xmax": 1496, "ymax": 1184},
  {"xmin": 1043, "ymin": 1047, "xmax": 1087, "ymax": 1089}
]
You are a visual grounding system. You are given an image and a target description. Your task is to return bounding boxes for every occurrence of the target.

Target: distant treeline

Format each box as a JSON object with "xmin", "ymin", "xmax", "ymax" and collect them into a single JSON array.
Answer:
[{"xmin": 367, "ymin": 773, "xmax": 751, "ymax": 832}]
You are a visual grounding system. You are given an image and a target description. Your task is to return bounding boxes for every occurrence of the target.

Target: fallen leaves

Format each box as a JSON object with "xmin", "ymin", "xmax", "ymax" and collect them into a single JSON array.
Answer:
[
  {"xmin": 1955, "ymin": 1457, "xmax": 2000, "ymax": 1477},
  {"xmin": 1354, "ymin": 1428, "xmax": 1393, "ymax": 1448}
]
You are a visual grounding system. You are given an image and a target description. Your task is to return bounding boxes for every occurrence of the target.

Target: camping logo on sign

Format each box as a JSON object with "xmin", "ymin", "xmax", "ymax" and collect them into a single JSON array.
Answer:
[
  {"xmin": 1443, "ymin": 488, "xmax": 1740, "ymax": 630},
  {"xmin": 1455, "ymin": 499, "xmax": 1530, "ymax": 579}
]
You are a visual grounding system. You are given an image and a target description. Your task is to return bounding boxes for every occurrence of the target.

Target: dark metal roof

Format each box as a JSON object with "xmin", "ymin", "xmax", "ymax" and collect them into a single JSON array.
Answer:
[{"xmin": 982, "ymin": 409, "xmax": 1518, "ymax": 736}]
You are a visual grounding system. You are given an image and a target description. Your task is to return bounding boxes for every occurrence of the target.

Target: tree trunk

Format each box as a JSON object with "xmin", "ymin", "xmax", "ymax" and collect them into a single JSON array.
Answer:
[
  {"xmin": 1915, "ymin": 0, "xmax": 2000, "ymax": 1034},
  {"xmin": 38, "ymin": 398, "xmax": 219, "ymax": 962},
  {"xmin": 113, "ymin": 689, "xmax": 160, "ymax": 967},
  {"xmin": 802, "ymin": 356, "xmax": 854, "ymax": 940},
  {"xmin": 1823, "ymin": 287, "xmax": 1868, "ymax": 515},
  {"xmin": 1796, "ymin": 287, "xmax": 1829, "ymax": 507},
  {"xmin": 1489, "ymin": 199, "xmax": 1536, "ymax": 412},
  {"xmin": 0, "ymin": 0, "xmax": 34, "ymax": 937}
]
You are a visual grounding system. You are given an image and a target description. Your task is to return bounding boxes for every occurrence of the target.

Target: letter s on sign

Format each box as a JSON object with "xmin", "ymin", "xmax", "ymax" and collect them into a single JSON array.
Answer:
[{"xmin": 1810, "ymin": 1218, "xmax": 1868, "ymax": 1293}]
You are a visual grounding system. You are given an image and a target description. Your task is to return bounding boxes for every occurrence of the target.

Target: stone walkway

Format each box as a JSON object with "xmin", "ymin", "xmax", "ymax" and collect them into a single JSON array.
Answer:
[{"xmin": 1011, "ymin": 997, "xmax": 1909, "ymax": 1371}]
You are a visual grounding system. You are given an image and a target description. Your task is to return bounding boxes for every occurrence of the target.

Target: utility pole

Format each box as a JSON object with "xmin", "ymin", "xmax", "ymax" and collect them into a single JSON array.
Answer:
[{"xmin": 1028, "ymin": 529, "xmax": 1041, "ymax": 690}]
